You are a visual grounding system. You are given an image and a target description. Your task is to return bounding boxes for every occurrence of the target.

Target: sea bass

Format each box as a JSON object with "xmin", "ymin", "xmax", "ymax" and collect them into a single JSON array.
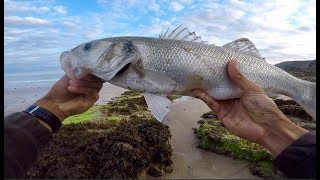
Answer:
[{"xmin": 60, "ymin": 25, "xmax": 316, "ymax": 121}]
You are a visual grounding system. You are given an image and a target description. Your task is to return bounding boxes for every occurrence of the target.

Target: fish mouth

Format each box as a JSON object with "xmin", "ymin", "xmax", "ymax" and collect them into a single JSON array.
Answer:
[
  {"xmin": 114, "ymin": 63, "xmax": 131, "ymax": 77},
  {"xmin": 60, "ymin": 51, "xmax": 90, "ymax": 79}
]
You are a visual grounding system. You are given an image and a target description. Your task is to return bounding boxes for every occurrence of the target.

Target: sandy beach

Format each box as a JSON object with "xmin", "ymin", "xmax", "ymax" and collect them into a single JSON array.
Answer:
[
  {"xmin": 152, "ymin": 98, "xmax": 259, "ymax": 179},
  {"xmin": 4, "ymin": 82, "xmax": 127, "ymax": 117}
]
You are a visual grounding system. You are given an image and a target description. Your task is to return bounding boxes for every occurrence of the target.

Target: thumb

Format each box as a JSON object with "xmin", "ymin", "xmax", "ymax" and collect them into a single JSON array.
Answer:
[{"xmin": 227, "ymin": 59, "xmax": 263, "ymax": 93}]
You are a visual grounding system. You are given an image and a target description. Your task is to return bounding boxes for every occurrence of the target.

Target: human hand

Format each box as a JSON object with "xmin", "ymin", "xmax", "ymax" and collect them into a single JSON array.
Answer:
[
  {"xmin": 193, "ymin": 59, "xmax": 308, "ymax": 156},
  {"xmin": 34, "ymin": 74, "xmax": 104, "ymax": 122}
]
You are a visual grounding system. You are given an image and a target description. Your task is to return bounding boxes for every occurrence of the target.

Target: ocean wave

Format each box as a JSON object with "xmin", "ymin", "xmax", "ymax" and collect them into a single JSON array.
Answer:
[{"xmin": 4, "ymin": 79, "xmax": 59, "ymax": 84}]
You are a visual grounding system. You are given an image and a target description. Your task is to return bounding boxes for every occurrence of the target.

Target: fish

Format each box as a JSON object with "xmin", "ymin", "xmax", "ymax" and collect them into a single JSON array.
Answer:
[{"xmin": 60, "ymin": 25, "xmax": 316, "ymax": 121}]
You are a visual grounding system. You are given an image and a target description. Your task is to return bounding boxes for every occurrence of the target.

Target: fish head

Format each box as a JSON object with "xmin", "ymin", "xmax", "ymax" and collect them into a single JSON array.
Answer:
[{"xmin": 60, "ymin": 38, "xmax": 138, "ymax": 81}]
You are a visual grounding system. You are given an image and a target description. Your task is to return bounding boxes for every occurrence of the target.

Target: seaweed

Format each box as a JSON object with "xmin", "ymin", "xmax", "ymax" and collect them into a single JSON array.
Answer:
[
  {"xmin": 26, "ymin": 90, "xmax": 173, "ymax": 178},
  {"xmin": 273, "ymin": 99, "xmax": 313, "ymax": 120},
  {"xmin": 195, "ymin": 98, "xmax": 316, "ymax": 179},
  {"xmin": 249, "ymin": 161, "xmax": 277, "ymax": 179},
  {"xmin": 196, "ymin": 119, "xmax": 273, "ymax": 162}
]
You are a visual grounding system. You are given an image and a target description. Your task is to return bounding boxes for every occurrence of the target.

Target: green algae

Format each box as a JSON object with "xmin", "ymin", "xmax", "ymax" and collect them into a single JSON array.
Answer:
[
  {"xmin": 63, "ymin": 105, "xmax": 101, "ymax": 124},
  {"xmin": 61, "ymin": 90, "xmax": 184, "ymax": 126},
  {"xmin": 196, "ymin": 119, "xmax": 272, "ymax": 162},
  {"xmin": 105, "ymin": 115, "xmax": 126, "ymax": 122},
  {"xmin": 62, "ymin": 91, "xmax": 147, "ymax": 125},
  {"xmin": 196, "ymin": 118, "xmax": 275, "ymax": 178},
  {"xmin": 195, "ymin": 98, "xmax": 316, "ymax": 178},
  {"xmin": 249, "ymin": 161, "xmax": 277, "ymax": 179}
]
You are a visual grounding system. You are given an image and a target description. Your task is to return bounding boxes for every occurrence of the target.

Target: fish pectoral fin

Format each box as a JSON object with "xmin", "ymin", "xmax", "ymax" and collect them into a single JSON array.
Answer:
[
  {"xmin": 159, "ymin": 24, "xmax": 207, "ymax": 44},
  {"xmin": 141, "ymin": 69, "xmax": 177, "ymax": 86},
  {"xmin": 144, "ymin": 92, "xmax": 172, "ymax": 122},
  {"xmin": 130, "ymin": 63, "xmax": 177, "ymax": 86},
  {"xmin": 222, "ymin": 38, "xmax": 265, "ymax": 60}
]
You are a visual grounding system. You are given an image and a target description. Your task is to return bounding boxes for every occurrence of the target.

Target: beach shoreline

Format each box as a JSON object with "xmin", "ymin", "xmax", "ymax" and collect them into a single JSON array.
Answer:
[{"xmin": 4, "ymin": 82, "xmax": 127, "ymax": 117}]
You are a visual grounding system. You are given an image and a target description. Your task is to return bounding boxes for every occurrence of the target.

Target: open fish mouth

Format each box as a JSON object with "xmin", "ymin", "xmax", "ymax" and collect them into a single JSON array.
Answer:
[{"xmin": 114, "ymin": 63, "xmax": 131, "ymax": 77}]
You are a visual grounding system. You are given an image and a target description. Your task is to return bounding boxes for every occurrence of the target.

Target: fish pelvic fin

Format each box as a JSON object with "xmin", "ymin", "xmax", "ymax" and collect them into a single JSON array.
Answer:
[
  {"xmin": 143, "ymin": 92, "xmax": 172, "ymax": 122},
  {"xmin": 222, "ymin": 38, "xmax": 265, "ymax": 60},
  {"xmin": 159, "ymin": 24, "xmax": 207, "ymax": 44}
]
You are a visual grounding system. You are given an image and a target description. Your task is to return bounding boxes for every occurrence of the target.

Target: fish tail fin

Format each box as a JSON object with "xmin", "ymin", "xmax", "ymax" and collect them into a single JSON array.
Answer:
[{"xmin": 292, "ymin": 80, "xmax": 316, "ymax": 120}]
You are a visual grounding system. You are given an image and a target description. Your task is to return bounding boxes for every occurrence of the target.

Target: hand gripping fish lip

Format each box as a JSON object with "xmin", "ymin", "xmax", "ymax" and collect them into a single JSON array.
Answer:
[{"xmin": 60, "ymin": 51, "xmax": 90, "ymax": 79}]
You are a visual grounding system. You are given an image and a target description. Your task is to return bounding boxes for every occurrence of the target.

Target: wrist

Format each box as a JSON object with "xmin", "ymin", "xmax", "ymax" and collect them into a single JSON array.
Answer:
[
  {"xmin": 34, "ymin": 98, "xmax": 67, "ymax": 122},
  {"xmin": 259, "ymin": 114, "xmax": 308, "ymax": 157},
  {"xmin": 35, "ymin": 118, "xmax": 53, "ymax": 132}
]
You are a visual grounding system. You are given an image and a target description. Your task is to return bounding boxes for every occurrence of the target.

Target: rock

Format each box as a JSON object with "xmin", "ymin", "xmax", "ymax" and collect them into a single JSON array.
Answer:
[
  {"xmin": 278, "ymin": 105, "xmax": 313, "ymax": 120},
  {"xmin": 249, "ymin": 161, "xmax": 277, "ymax": 179},
  {"xmin": 164, "ymin": 165, "xmax": 173, "ymax": 173},
  {"xmin": 201, "ymin": 111, "xmax": 217, "ymax": 119},
  {"xmin": 197, "ymin": 120, "xmax": 205, "ymax": 124},
  {"xmin": 147, "ymin": 165, "xmax": 163, "ymax": 177}
]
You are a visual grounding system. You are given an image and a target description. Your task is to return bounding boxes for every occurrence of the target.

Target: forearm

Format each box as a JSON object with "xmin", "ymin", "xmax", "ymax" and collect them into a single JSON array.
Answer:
[
  {"xmin": 259, "ymin": 114, "xmax": 308, "ymax": 157},
  {"xmin": 4, "ymin": 112, "xmax": 53, "ymax": 178},
  {"xmin": 272, "ymin": 131, "xmax": 316, "ymax": 178},
  {"xmin": 258, "ymin": 114, "xmax": 316, "ymax": 178}
]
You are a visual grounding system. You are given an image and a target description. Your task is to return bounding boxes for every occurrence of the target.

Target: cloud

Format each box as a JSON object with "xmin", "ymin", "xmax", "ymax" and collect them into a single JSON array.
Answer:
[
  {"xmin": 227, "ymin": 9, "xmax": 246, "ymax": 20},
  {"xmin": 4, "ymin": 0, "xmax": 316, "ymax": 75},
  {"xmin": 4, "ymin": 0, "xmax": 50, "ymax": 13},
  {"xmin": 170, "ymin": 2, "xmax": 185, "ymax": 11},
  {"xmin": 5, "ymin": 16, "xmax": 50, "ymax": 26},
  {"xmin": 53, "ymin": 6, "xmax": 67, "ymax": 14},
  {"xmin": 97, "ymin": 0, "xmax": 161, "ymax": 13},
  {"xmin": 148, "ymin": 0, "xmax": 316, "ymax": 64}
]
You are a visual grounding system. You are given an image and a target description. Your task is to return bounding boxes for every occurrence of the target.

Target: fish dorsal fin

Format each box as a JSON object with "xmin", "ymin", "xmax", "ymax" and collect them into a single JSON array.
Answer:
[
  {"xmin": 222, "ymin": 38, "xmax": 265, "ymax": 60},
  {"xmin": 159, "ymin": 24, "xmax": 207, "ymax": 43}
]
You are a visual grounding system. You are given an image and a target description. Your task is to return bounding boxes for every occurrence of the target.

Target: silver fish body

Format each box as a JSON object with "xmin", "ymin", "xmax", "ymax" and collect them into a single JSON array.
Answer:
[{"xmin": 60, "ymin": 26, "xmax": 316, "ymax": 121}]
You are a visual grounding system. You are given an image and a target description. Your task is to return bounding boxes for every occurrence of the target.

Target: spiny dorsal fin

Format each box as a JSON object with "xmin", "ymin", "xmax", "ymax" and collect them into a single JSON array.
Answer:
[
  {"xmin": 222, "ymin": 38, "xmax": 265, "ymax": 60},
  {"xmin": 159, "ymin": 24, "xmax": 207, "ymax": 43}
]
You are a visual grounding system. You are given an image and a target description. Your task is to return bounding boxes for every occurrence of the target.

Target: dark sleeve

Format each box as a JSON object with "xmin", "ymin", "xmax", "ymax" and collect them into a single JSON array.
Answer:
[
  {"xmin": 273, "ymin": 131, "xmax": 316, "ymax": 178},
  {"xmin": 4, "ymin": 112, "xmax": 53, "ymax": 178}
]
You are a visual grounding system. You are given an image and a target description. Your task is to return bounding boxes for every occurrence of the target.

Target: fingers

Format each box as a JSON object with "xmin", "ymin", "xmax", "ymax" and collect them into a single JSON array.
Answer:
[
  {"xmin": 82, "ymin": 74, "xmax": 105, "ymax": 82},
  {"xmin": 192, "ymin": 90, "xmax": 220, "ymax": 112},
  {"xmin": 61, "ymin": 74, "xmax": 71, "ymax": 81},
  {"xmin": 69, "ymin": 79, "xmax": 103, "ymax": 91},
  {"xmin": 68, "ymin": 86, "xmax": 99, "ymax": 103},
  {"xmin": 227, "ymin": 59, "xmax": 263, "ymax": 92}
]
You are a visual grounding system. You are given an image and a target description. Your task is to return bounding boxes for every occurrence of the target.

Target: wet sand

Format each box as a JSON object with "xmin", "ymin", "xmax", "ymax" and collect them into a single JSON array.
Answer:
[{"xmin": 149, "ymin": 98, "xmax": 259, "ymax": 179}]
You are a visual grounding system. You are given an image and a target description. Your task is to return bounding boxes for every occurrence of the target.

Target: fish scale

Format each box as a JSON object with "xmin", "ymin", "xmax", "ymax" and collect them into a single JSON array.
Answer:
[{"xmin": 60, "ymin": 25, "xmax": 316, "ymax": 121}]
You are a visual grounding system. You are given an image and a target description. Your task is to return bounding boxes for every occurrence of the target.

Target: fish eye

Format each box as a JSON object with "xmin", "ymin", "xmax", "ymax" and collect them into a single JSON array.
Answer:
[{"xmin": 84, "ymin": 43, "xmax": 91, "ymax": 51}]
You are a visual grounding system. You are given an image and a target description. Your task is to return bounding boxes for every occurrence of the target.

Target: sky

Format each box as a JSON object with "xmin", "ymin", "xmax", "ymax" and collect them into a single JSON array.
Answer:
[{"xmin": 4, "ymin": 0, "xmax": 316, "ymax": 78}]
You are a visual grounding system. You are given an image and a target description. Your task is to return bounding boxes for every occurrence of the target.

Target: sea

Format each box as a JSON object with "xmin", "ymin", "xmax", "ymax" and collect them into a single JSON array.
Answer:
[
  {"xmin": 4, "ymin": 71, "xmax": 64, "ymax": 87},
  {"xmin": 4, "ymin": 65, "xmax": 65, "ymax": 115},
  {"xmin": 4, "ymin": 61, "xmax": 65, "ymax": 88}
]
